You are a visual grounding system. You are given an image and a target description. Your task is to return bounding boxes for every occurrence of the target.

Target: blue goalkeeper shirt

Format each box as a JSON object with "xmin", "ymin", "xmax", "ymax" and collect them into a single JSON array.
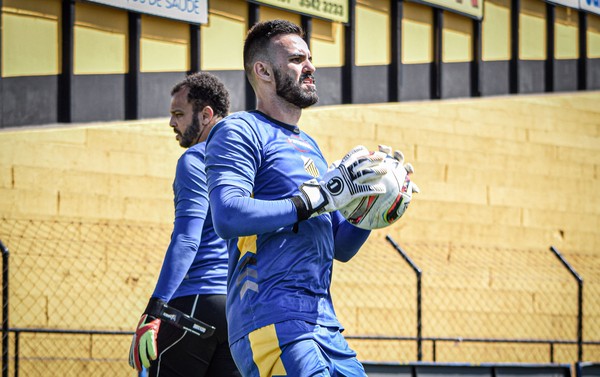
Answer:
[
  {"xmin": 205, "ymin": 111, "xmax": 370, "ymax": 344},
  {"xmin": 152, "ymin": 141, "xmax": 228, "ymax": 302}
]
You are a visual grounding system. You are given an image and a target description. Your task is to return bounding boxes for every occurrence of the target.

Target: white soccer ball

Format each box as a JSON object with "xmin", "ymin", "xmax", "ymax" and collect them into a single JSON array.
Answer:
[{"xmin": 339, "ymin": 156, "xmax": 413, "ymax": 230}]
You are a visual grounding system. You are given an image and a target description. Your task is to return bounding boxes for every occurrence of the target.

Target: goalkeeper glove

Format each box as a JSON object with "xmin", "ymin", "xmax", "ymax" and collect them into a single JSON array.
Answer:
[
  {"xmin": 293, "ymin": 145, "xmax": 388, "ymax": 220},
  {"xmin": 378, "ymin": 145, "xmax": 420, "ymax": 218},
  {"xmin": 128, "ymin": 298, "xmax": 163, "ymax": 371}
]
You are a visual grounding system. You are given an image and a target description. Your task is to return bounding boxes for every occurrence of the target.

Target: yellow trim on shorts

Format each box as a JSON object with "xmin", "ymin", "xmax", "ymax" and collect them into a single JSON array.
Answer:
[{"xmin": 248, "ymin": 324, "xmax": 287, "ymax": 377}]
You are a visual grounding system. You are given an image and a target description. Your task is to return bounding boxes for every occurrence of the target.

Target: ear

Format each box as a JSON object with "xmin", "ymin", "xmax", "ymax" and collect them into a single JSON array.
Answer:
[
  {"xmin": 198, "ymin": 106, "xmax": 215, "ymax": 125},
  {"xmin": 254, "ymin": 61, "xmax": 272, "ymax": 83}
]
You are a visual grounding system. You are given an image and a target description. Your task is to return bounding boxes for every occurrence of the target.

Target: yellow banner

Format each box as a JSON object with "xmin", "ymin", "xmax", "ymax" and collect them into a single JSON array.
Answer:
[
  {"xmin": 253, "ymin": 0, "xmax": 349, "ymax": 23},
  {"xmin": 411, "ymin": 0, "xmax": 483, "ymax": 19}
]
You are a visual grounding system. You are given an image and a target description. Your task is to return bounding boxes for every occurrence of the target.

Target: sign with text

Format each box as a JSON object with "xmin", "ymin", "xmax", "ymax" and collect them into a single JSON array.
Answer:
[
  {"xmin": 253, "ymin": 0, "xmax": 348, "ymax": 23},
  {"xmin": 86, "ymin": 0, "xmax": 208, "ymax": 24},
  {"xmin": 580, "ymin": 0, "xmax": 600, "ymax": 15},
  {"xmin": 411, "ymin": 0, "xmax": 483, "ymax": 19}
]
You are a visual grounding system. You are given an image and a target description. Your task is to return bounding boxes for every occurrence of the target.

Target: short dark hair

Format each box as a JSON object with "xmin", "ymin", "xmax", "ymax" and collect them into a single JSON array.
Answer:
[
  {"xmin": 243, "ymin": 19, "xmax": 304, "ymax": 78},
  {"xmin": 171, "ymin": 72, "xmax": 230, "ymax": 118}
]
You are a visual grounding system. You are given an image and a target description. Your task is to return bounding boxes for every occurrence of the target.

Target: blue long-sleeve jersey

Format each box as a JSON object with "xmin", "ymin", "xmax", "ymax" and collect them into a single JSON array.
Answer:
[
  {"xmin": 151, "ymin": 142, "xmax": 228, "ymax": 302},
  {"xmin": 205, "ymin": 111, "xmax": 370, "ymax": 344}
]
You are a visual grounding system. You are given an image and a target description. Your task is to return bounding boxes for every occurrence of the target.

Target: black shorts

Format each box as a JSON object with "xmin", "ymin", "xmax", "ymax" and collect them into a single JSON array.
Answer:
[{"xmin": 148, "ymin": 294, "xmax": 240, "ymax": 377}]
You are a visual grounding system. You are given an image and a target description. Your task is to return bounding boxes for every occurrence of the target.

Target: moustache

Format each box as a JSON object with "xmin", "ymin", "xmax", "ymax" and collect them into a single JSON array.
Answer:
[{"xmin": 300, "ymin": 73, "xmax": 316, "ymax": 84}]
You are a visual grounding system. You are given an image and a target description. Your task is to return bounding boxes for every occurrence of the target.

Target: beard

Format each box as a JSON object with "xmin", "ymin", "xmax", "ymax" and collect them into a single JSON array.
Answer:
[
  {"xmin": 179, "ymin": 113, "xmax": 201, "ymax": 148},
  {"xmin": 274, "ymin": 69, "xmax": 319, "ymax": 109}
]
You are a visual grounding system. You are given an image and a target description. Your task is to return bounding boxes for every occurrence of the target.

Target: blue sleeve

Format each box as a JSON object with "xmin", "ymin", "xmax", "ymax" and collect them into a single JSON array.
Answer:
[
  {"xmin": 151, "ymin": 216, "xmax": 204, "ymax": 301},
  {"xmin": 152, "ymin": 150, "xmax": 209, "ymax": 301},
  {"xmin": 331, "ymin": 210, "xmax": 371, "ymax": 262},
  {"xmin": 209, "ymin": 184, "xmax": 299, "ymax": 239},
  {"xmin": 206, "ymin": 117, "xmax": 299, "ymax": 239}
]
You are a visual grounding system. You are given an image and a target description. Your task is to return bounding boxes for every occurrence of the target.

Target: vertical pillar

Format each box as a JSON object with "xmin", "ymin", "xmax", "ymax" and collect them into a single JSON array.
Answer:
[
  {"xmin": 545, "ymin": 3, "xmax": 555, "ymax": 92},
  {"xmin": 190, "ymin": 24, "xmax": 201, "ymax": 74},
  {"xmin": 578, "ymin": 11, "xmax": 587, "ymax": 90},
  {"xmin": 471, "ymin": 19, "xmax": 482, "ymax": 97},
  {"xmin": 245, "ymin": 3, "xmax": 259, "ymax": 110},
  {"xmin": 58, "ymin": 0, "xmax": 75, "ymax": 123},
  {"xmin": 389, "ymin": 0, "xmax": 403, "ymax": 102},
  {"xmin": 126, "ymin": 12, "xmax": 140, "ymax": 120},
  {"xmin": 342, "ymin": 0, "xmax": 356, "ymax": 104},
  {"xmin": 509, "ymin": 0, "xmax": 520, "ymax": 93},
  {"xmin": 301, "ymin": 15, "xmax": 312, "ymax": 44},
  {"xmin": 431, "ymin": 9, "xmax": 443, "ymax": 100}
]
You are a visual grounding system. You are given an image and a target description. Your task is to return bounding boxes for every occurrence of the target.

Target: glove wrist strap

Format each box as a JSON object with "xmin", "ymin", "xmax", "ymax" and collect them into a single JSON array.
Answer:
[
  {"xmin": 144, "ymin": 297, "xmax": 167, "ymax": 319},
  {"xmin": 299, "ymin": 180, "xmax": 329, "ymax": 215},
  {"xmin": 291, "ymin": 196, "xmax": 311, "ymax": 221}
]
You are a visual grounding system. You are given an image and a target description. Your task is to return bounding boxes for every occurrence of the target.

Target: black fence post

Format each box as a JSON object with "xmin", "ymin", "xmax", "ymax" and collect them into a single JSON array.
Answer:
[
  {"xmin": 386, "ymin": 235, "xmax": 422, "ymax": 361},
  {"xmin": 0, "ymin": 240, "xmax": 8, "ymax": 377},
  {"xmin": 549, "ymin": 246, "xmax": 583, "ymax": 362}
]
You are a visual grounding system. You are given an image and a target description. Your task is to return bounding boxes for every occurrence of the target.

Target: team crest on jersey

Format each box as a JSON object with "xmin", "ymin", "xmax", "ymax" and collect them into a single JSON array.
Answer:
[
  {"xmin": 302, "ymin": 156, "xmax": 320, "ymax": 178},
  {"xmin": 287, "ymin": 134, "xmax": 314, "ymax": 153}
]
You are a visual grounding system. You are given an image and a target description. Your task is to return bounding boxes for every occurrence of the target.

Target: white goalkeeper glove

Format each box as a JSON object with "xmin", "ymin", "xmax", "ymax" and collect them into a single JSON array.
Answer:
[
  {"xmin": 293, "ymin": 145, "xmax": 388, "ymax": 220},
  {"xmin": 128, "ymin": 298, "xmax": 163, "ymax": 371},
  {"xmin": 379, "ymin": 144, "xmax": 420, "ymax": 191}
]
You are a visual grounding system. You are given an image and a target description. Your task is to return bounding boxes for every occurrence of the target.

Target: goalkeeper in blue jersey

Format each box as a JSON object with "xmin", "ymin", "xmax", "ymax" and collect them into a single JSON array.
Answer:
[
  {"xmin": 128, "ymin": 72, "xmax": 240, "ymax": 377},
  {"xmin": 204, "ymin": 20, "xmax": 412, "ymax": 376}
]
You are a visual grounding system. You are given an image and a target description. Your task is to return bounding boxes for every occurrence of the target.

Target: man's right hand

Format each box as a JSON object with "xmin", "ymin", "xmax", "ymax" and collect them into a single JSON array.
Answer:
[
  {"xmin": 294, "ymin": 145, "xmax": 387, "ymax": 220},
  {"xmin": 128, "ymin": 300, "xmax": 163, "ymax": 371}
]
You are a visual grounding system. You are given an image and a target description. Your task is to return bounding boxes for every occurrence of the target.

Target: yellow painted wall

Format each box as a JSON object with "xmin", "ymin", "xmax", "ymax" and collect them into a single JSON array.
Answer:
[
  {"xmin": 311, "ymin": 19, "xmax": 345, "ymax": 68},
  {"xmin": 201, "ymin": 0, "xmax": 246, "ymax": 70},
  {"xmin": 520, "ymin": 0, "xmax": 546, "ymax": 60},
  {"xmin": 555, "ymin": 6, "xmax": 578, "ymax": 60},
  {"xmin": 1, "ymin": 0, "xmax": 61, "ymax": 77},
  {"xmin": 0, "ymin": 120, "xmax": 182, "ymax": 222},
  {"xmin": 140, "ymin": 15, "xmax": 189, "ymax": 72},
  {"xmin": 356, "ymin": 0, "xmax": 390, "ymax": 66},
  {"xmin": 482, "ymin": 0, "xmax": 511, "ymax": 61},
  {"xmin": 259, "ymin": 4, "xmax": 301, "ymax": 24},
  {"xmin": 402, "ymin": 2, "xmax": 433, "ymax": 64},
  {"xmin": 588, "ymin": 13, "xmax": 600, "ymax": 58},
  {"xmin": 2, "ymin": 92, "xmax": 600, "ymax": 367},
  {"xmin": 3, "ymin": 92, "xmax": 599, "ymax": 245},
  {"xmin": 2, "ymin": 93, "xmax": 599, "ymax": 251},
  {"xmin": 442, "ymin": 12, "xmax": 472, "ymax": 63},
  {"xmin": 74, "ymin": 2, "xmax": 128, "ymax": 75}
]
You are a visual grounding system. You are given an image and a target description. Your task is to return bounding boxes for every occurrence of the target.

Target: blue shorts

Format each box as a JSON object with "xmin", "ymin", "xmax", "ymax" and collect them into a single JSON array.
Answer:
[{"xmin": 230, "ymin": 320, "xmax": 366, "ymax": 377}]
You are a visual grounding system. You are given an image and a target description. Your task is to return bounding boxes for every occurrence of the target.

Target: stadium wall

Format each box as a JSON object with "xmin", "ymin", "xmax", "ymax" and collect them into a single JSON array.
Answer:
[
  {"xmin": 2, "ymin": 0, "xmax": 600, "ymax": 128},
  {"xmin": 2, "ymin": 92, "xmax": 598, "ymax": 254},
  {"xmin": 1, "ymin": 90, "xmax": 599, "ymax": 340}
]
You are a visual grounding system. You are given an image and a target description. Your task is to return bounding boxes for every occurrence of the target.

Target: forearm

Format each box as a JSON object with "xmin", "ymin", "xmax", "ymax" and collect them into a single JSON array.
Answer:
[
  {"xmin": 209, "ymin": 185, "xmax": 299, "ymax": 239},
  {"xmin": 151, "ymin": 216, "xmax": 203, "ymax": 301},
  {"xmin": 332, "ymin": 211, "xmax": 371, "ymax": 262}
]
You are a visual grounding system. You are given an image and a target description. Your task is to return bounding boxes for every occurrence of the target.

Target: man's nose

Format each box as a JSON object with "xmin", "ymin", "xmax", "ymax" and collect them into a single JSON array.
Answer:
[{"xmin": 304, "ymin": 59, "xmax": 316, "ymax": 74}]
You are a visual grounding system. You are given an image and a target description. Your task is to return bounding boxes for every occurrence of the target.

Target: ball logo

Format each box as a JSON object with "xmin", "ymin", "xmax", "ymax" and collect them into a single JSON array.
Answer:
[{"xmin": 326, "ymin": 177, "xmax": 344, "ymax": 196}]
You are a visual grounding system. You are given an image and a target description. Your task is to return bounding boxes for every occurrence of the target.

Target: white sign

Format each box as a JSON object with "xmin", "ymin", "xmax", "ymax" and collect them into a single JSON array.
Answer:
[
  {"xmin": 580, "ymin": 0, "xmax": 600, "ymax": 16},
  {"xmin": 86, "ymin": 0, "xmax": 208, "ymax": 24},
  {"xmin": 545, "ymin": 0, "xmax": 600, "ymax": 16},
  {"xmin": 546, "ymin": 0, "xmax": 579, "ymax": 7}
]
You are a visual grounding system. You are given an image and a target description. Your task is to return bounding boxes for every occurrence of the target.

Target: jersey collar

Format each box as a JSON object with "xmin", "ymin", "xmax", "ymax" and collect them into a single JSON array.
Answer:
[{"xmin": 251, "ymin": 110, "xmax": 301, "ymax": 134}]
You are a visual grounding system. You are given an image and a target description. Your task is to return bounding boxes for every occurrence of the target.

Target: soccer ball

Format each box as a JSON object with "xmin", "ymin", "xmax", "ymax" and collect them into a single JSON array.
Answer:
[{"xmin": 339, "ymin": 156, "xmax": 413, "ymax": 230}]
